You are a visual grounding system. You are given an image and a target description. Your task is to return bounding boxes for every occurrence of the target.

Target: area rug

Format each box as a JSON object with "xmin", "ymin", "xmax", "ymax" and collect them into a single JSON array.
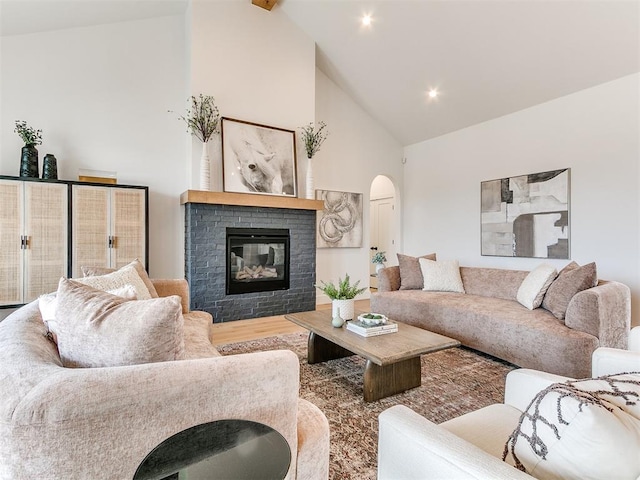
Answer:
[{"xmin": 219, "ymin": 332, "xmax": 516, "ymax": 479}]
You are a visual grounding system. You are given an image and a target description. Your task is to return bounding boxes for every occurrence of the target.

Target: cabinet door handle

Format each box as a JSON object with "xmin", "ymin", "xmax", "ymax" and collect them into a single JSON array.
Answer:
[
  {"xmin": 20, "ymin": 236, "xmax": 30, "ymax": 249},
  {"xmin": 108, "ymin": 236, "xmax": 117, "ymax": 249}
]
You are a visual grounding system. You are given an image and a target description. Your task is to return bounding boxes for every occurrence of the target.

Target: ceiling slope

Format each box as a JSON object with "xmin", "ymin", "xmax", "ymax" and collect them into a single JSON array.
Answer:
[{"xmin": 280, "ymin": 0, "xmax": 640, "ymax": 145}]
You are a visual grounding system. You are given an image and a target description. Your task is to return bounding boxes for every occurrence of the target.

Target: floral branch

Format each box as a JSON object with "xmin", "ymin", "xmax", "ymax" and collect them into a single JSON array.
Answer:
[
  {"xmin": 171, "ymin": 94, "xmax": 220, "ymax": 143},
  {"xmin": 14, "ymin": 120, "xmax": 42, "ymax": 146},
  {"xmin": 300, "ymin": 121, "xmax": 328, "ymax": 159}
]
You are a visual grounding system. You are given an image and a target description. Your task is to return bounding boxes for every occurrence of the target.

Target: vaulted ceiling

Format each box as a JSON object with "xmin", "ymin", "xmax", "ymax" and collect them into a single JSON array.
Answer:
[
  {"xmin": 280, "ymin": 0, "xmax": 640, "ymax": 144},
  {"xmin": 2, "ymin": 0, "xmax": 638, "ymax": 145}
]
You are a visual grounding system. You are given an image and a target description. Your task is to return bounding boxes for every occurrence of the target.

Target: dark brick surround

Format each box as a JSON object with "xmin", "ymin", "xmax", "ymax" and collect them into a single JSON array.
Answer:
[{"xmin": 184, "ymin": 203, "xmax": 316, "ymax": 322}]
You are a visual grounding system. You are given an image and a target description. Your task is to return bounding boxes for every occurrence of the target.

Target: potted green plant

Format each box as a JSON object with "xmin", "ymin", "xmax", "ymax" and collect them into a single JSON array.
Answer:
[
  {"xmin": 15, "ymin": 120, "xmax": 42, "ymax": 178},
  {"xmin": 173, "ymin": 94, "xmax": 220, "ymax": 191},
  {"xmin": 315, "ymin": 273, "xmax": 366, "ymax": 320},
  {"xmin": 371, "ymin": 251, "xmax": 387, "ymax": 274},
  {"xmin": 299, "ymin": 121, "xmax": 328, "ymax": 199}
]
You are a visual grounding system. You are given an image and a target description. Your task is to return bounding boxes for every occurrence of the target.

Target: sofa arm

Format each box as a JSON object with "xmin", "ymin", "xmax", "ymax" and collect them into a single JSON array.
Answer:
[
  {"xmin": 565, "ymin": 281, "xmax": 630, "ymax": 349},
  {"xmin": 296, "ymin": 399, "xmax": 330, "ymax": 480},
  {"xmin": 152, "ymin": 279, "xmax": 190, "ymax": 313},
  {"xmin": 592, "ymin": 347, "xmax": 640, "ymax": 376},
  {"xmin": 378, "ymin": 405, "xmax": 532, "ymax": 480},
  {"xmin": 10, "ymin": 350, "xmax": 301, "ymax": 480},
  {"xmin": 377, "ymin": 265, "xmax": 401, "ymax": 292},
  {"xmin": 504, "ymin": 369, "xmax": 571, "ymax": 411},
  {"xmin": 629, "ymin": 326, "xmax": 640, "ymax": 351}
]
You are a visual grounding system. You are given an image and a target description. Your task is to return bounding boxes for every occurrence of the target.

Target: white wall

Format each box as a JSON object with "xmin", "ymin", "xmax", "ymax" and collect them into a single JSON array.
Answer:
[
  {"xmin": 189, "ymin": 1, "xmax": 315, "ymax": 193},
  {"xmin": 403, "ymin": 73, "xmax": 640, "ymax": 326},
  {"xmin": 0, "ymin": 2, "xmax": 317, "ymax": 288},
  {"xmin": 315, "ymin": 69, "xmax": 404, "ymax": 303},
  {"xmin": 1, "ymin": 15, "xmax": 188, "ymax": 280}
]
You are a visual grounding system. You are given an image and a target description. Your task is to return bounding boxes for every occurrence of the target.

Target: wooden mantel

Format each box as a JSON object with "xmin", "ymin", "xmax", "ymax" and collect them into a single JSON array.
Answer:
[{"xmin": 180, "ymin": 190, "xmax": 325, "ymax": 211}]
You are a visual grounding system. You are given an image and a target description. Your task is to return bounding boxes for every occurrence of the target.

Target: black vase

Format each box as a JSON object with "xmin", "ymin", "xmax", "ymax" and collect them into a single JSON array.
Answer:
[
  {"xmin": 42, "ymin": 154, "xmax": 58, "ymax": 180},
  {"xmin": 19, "ymin": 144, "xmax": 39, "ymax": 178}
]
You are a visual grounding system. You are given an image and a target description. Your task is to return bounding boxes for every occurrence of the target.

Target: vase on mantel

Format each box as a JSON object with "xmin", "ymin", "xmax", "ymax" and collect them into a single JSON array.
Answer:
[
  {"xmin": 305, "ymin": 156, "xmax": 314, "ymax": 199},
  {"xmin": 200, "ymin": 141, "xmax": 211, "ymax": 191}
]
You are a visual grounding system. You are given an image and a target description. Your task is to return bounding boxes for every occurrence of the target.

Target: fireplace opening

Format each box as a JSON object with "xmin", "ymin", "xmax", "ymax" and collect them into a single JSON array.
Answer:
[{"xmin": 226, "ymin": 228, "xmax": 290, "ymax": 295}]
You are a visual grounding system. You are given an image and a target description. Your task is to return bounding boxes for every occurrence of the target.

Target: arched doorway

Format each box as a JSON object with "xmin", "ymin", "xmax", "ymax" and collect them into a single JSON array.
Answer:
[{"xmin": 369, "ymin": 175, "xmax": 397, "ymax": 289}]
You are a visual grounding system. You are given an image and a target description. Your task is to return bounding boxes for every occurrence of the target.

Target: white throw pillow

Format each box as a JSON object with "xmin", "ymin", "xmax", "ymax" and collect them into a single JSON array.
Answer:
[
  {"xmin": 419, "ymin": 258, "xmax": 465, "ymax": 293},
  {"xmin": 517, "ymin": 264, "xmax": 558, "ymax": 310},
  {"xmin": 75, "ymin": 264, "xmax": 152, "ymax": 300},
  {"xmin": 504, "ymin": 373, "xmax": 640, "ymax": 480}
]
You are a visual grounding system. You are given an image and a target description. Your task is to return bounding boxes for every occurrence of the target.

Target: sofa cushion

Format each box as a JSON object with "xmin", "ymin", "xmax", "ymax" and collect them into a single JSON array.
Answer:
[
  {"xmin": 516, "ymin": 264, "xmax": 557, "ymax": 310},
  {"xmin": 76, "ymin": 263, "xmax": 152, "ymax": 300},
  {"xmin": 542, "ymin": 261, "xmax": 597, "ymax": 320},
  {"xmin": 397, "ymin": 253, "xmax": 436, "ymax": 290},
  {"xmin": 81, "ymin": 258, "xmax": 159, "ymax": 298},
  {"xmin": 51, "ymin": 278, "xmax": 185, "ymax": 368},
  {"xmin": 419, "ymin": 258, "xmax": 465, "ymax": 293},
  {"xmin": 504, "ymin": 373, "xmax": 640, "ymax": 479}
]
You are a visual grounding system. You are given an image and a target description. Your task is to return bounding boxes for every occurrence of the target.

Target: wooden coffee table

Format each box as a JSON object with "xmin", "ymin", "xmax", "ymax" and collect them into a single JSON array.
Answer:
[{"xmin": 284, "ymin": 310, "xmax": 460, "ymax": 402}]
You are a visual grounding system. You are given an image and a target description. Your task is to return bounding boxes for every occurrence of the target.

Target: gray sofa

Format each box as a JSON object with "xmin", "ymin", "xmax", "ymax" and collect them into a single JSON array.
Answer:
[
  {"xmin": 370, "ymin": 265, "xmax": 631, "ymax": 378},
  {"xmin": 0, "ymin": 279, "xmax": 330, "ymax": 480}
]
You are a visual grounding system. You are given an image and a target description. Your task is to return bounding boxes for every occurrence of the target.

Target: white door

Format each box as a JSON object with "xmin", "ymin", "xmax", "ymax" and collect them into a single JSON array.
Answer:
[{"xmin": 369, "ymin": 197, "xmax": 396, "ymax": 287}]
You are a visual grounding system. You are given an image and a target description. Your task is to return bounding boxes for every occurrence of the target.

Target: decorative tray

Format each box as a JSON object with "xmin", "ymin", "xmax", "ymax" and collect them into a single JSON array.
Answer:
[{"xmin": 357, "ymin": 313, "xmax": 388, "ymax": 325}]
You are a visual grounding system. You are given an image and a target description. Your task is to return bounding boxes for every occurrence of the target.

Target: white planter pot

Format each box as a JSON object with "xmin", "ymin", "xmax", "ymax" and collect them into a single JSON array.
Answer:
[
  {"xmin": 332, "ymin": 299, "xmax": 355, "ymax": 321},
  {"xmin": 375, "ymin": 263, "xmax": 385, "ymax": 274}
]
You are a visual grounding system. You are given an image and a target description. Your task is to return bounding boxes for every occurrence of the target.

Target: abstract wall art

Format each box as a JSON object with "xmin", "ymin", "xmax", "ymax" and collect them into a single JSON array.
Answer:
[
  {"xmin": 316, "ymin": 190, "xmax": 363, "ymax": 248},
  {"xmin": 481, "ymin": 168, "xmax": 570, "ymax": 258}
]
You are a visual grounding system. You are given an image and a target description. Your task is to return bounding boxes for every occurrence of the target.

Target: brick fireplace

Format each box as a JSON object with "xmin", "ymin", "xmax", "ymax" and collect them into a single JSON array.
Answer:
[{"xmin": 182, "ymin": 191, "xmax": 324, "ymax": 322}]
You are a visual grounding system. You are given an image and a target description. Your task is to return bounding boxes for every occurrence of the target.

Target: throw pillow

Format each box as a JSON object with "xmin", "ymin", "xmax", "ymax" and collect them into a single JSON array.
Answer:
[
  {"xmin": 75, "ymin": 264, "xmax": 152, "ymax": 300},
  {"xmin": 503, "ymin": 373, "xmax": 640, "ymax": 479},
  {"xmin": 542, "ymin": 261, "xmax": 597, "ymax": 320},
  {"xmin": 516, "ymin": 264, "xmax": 558, "ymax": 310},
  {"xmin": 51, "ymin": 278, "xmax": 185, "ymax": 368},
  {"xmin": 39, "ymin": 284, "xmax": 138, "ymax": 344},
  {"xmin": 397, "ymin": 253, "xmax": 437, "ymax": 290},
  {"xmin": 419, "ymin": 258, "xmax": 465, "ymax": 293},
  {"xmin": 82, "ymin": 258, "xmax": 159, "ymax": 298}
]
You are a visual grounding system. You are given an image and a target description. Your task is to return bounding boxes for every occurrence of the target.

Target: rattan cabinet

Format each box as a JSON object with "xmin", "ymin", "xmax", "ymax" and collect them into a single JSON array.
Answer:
[
  {"xmin": 71, "ymin": 184, "xmax": 148, "ymax": 278},
  {"xmin": 0, "ymin": 179, "xmax": 69, "ymax": 306},
  {"xmin": 0, "ymin": 176, "xmax": 148, "ymax": 308}
]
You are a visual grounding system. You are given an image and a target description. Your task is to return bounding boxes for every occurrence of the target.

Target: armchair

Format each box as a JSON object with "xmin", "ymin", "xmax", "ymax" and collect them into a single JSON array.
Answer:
[
  {"xmin": 378, "ymin": 327, "xmax": 640, "ymax": 479},
  {"xmin": 0, "ymin": 279, "xmax": 329, "ymax": 480}
]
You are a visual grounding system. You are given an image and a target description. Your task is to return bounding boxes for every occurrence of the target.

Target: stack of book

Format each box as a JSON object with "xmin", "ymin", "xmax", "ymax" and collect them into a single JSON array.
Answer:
[{"xmin": 346, "ymin": 319, "xmax": 398, "ymax": 337}]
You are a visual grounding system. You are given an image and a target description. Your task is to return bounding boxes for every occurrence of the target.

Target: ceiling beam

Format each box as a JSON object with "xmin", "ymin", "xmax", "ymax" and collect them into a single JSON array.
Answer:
[{"xmin": 252, "ymin": 0, "xmax": 277, "ymax": 11}]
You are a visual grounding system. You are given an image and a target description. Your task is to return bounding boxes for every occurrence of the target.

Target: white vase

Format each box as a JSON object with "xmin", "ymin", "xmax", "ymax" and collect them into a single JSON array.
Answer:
[
  {"xmin": 375, "ymin": 263, "xmax": 385, "ymax": 274},
  {"xmin": 199, "ymin": 141, "xmax": 211, "ymax": 191},
  {"xmin": 305, "ymin": 156, "xmax": 314, "ymax": 199},
  {"xmin": 332, "ymin": 299, "xmax": 355, "ymax": 321}
]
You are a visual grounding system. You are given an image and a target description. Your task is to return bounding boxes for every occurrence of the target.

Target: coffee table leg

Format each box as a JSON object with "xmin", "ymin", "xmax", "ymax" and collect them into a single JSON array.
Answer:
[
  {"xmin": 363, "ymin": 357, "xmax": 421, "ymax": 402},
  {"xmin": 307, "ymin": 332, "xmax": 354, "ymax": 364}
]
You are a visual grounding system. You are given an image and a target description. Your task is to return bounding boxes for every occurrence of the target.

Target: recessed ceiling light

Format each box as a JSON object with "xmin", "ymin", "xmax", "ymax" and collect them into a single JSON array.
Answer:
[
  {"xmin": 428, "ymin": 89, "xmax": 439, "ymax": 99},
  {"xmin": 362, "ymin": 14, "xmax": 372, "ymax": 27}
]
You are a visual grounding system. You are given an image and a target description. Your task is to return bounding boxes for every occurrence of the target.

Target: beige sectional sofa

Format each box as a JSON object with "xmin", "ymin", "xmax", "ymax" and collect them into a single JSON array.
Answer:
[
  {"xmin": 0, "ymin": 279, "xmax": 329, "ymax": 480},
  {"xmin": 371, "ymin": 265, "xmax": 631, "ymax": 378}
]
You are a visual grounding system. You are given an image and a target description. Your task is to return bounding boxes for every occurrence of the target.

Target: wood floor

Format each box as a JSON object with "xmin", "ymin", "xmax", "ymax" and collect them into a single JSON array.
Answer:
[{"xmin": 210, "ymin": 299, "xmax": 371, "ymax": 346}]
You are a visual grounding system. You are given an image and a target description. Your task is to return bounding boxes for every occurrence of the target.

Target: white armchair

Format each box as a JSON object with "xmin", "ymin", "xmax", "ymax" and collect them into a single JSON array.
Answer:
[{"xmin": 378, "ymin": 327, "xmax": 640, "ymax": 480}]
